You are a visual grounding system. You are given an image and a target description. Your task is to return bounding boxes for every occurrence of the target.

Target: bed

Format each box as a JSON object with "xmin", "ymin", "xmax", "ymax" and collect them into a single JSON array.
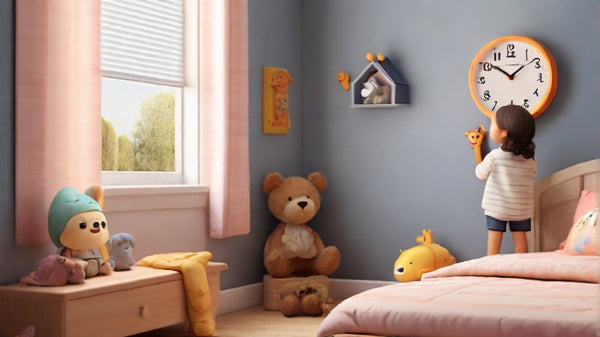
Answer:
[{"xmin": 318, "ymin": 159, "xmax": 600, "ymax": 337}]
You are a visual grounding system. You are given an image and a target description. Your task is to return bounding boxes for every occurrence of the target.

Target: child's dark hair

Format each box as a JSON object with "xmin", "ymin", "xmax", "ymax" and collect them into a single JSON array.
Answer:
[{"xmin": 495, "ymin": 105, "xmax": 536, "ymax": 159}]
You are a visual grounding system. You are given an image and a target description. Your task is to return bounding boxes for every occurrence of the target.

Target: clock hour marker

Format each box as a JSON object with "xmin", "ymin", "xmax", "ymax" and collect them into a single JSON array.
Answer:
[
  {"xmin": 506, "ymin": 44, "xmax": 516, "ymax": 58},
  {"xmin": 483, "ymin": 90, "xmax": 491, "ymax": 101}
]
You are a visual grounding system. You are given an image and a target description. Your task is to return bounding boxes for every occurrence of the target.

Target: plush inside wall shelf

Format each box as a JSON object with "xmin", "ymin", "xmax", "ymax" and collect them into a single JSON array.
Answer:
[{"xmin": 351, "ymin": 54, "xmax": 409, "ymax": 108}]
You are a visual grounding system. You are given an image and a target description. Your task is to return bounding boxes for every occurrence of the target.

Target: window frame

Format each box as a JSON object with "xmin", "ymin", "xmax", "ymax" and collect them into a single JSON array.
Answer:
[{"xmin": 101, "ymin": 0, "xmax": 198, "ymax": 187}]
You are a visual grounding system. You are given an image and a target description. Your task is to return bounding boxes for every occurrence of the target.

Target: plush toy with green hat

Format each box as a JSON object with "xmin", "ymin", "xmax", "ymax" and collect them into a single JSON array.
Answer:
[{"xmin": 48, "ymin": 185, "xmax": 112, "ymax": 278}]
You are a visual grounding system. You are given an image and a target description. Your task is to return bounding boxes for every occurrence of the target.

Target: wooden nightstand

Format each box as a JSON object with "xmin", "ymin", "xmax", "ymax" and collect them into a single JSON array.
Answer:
[{"xmin": 0, "ymin": 263, "xmax": 227, "ymax": 337}]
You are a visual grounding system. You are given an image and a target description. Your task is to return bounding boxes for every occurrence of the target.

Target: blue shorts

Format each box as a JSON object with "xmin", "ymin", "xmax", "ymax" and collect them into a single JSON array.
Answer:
[{"xmin": 486, "ymin": 215, "xmax": 531, "ymax": 232}]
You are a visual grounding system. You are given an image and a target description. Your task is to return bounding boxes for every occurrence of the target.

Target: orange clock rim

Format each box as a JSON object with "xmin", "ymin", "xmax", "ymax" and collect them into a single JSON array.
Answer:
[{"xmin": 468, "ymin": 35, "xmax": 558, "ymax": 119}]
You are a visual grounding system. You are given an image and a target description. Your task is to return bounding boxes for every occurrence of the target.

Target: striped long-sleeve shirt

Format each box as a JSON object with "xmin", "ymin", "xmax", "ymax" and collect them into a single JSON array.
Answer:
[{"xmin": 475, "ymin": 148, "xmax": 537, "ymax": 221}]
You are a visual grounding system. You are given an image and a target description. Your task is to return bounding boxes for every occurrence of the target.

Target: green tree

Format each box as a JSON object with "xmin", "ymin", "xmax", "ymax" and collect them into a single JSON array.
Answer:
[
  {"xmin": 132, "ymin": 92, "xmax": 175, "ymax": 171},
  {"xmin": 102, "ymin": 118, "xmax": 118, "ymax": 171},
  {"xmin": 118, "ymin": 135, "xmax": 134, "ymax": 171}
]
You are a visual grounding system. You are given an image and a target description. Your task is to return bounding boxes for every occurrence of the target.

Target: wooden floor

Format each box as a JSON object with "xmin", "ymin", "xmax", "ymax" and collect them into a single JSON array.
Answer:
[
  {"xmin": 134, "ymin": 306, "xmax": 324, "ymax": 337},
  {"xmin": 137, "ymin": 305, "xmax": 374, "ymax": 337},
  {"xmin": 214, "ymin": 306, "xmax": 324, "ymax": 337}
]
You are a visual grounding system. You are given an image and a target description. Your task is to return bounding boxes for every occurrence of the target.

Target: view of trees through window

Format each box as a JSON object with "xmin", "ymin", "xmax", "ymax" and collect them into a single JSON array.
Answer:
[{"xmin": 101, "ymin": 78, "xmax": 178, "ymax": 172}]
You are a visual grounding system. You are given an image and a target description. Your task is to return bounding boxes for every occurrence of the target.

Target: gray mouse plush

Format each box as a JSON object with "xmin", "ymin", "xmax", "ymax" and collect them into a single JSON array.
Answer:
[{"xmin": 106, "ymin": 233, "xmax": 136, "ymax": 271}]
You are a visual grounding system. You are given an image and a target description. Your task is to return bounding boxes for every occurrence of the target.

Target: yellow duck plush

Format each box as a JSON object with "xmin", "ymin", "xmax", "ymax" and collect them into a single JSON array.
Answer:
[{"xmin": 393, "ymin": 229, "xmax": 456, "ymax": 282}]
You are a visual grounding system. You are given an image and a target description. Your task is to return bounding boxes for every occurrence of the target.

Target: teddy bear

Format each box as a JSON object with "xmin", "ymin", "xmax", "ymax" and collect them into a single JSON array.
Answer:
[
  {"xmin": 279, "ymin": 275, "xmax": 333, "ymax": 317},
  {"xmin": 48, "ymin": 185, "xmax": 112, "ymax": 278},
  {"xmin": 263, "ymin": 172, "xmax": 341, "ymax": 278}
]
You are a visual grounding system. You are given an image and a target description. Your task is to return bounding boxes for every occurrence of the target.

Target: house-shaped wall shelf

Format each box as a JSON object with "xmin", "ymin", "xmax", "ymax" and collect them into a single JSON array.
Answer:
[{"xmin": 351, "ymin": 55, "xmax": 409, "ymax": 108}]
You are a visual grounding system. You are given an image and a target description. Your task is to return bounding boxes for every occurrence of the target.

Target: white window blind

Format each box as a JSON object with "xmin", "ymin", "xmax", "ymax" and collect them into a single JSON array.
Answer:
[{"xmin": 101, "ymin": 0, "xmax": 184, "ymax": 86}]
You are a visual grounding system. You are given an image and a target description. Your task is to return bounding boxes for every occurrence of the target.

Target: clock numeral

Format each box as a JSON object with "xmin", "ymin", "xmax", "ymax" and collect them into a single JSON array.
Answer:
[
  {"xmin": 534, "ymin": 58, "xmax": 541, "ymax": 69},
  {"xmin": 482, "ymin": 90, "xmax": 491, "ymax": 101},
  {"xmin": 537, "ymin": 73, "xmax": 544, "ymax": 83},
  {"xmin": 533, "ymin": 88, "xmax": 540, "ymax": 97},
  {"xmin": 493, "ymin": 52, "xmax": 501, "ymax": 61},
  {"xmin": 506, "ymin": 44, "xmax": 516, "ymax": 58},
  {"xmin": 482, "ymin": 62, "xmax": 492, "ymax": 71},
  {"xmin": 478, "ymin": 76, "xmax": 486, "ymax": 84},
  {"xmin": 525, "ymin": 49, "xmax": 529, "ymax": 62},
  {"xmin": 491, "ymin": 101, "xmax": 498, "ymax": 111},
  {"xmin": 524, "ymin": 99, "xmax": 530, "ymax": 108}
]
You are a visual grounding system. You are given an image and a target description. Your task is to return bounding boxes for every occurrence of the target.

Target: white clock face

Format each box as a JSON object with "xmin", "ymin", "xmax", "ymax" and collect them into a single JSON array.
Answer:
[{"xmin": 470, "ymin": 39, "xmax": 554, "ymax": 117}]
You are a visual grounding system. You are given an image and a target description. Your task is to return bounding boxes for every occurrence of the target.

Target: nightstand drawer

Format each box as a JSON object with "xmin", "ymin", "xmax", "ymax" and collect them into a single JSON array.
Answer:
[{"xmin": 65, "ymin": 279, "xmax": 187, "ymax": 337}]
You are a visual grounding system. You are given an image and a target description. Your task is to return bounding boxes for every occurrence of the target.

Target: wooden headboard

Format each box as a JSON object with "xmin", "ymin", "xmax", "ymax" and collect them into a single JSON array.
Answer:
[{"xmin": 529, "ymin": 159, "xmax": 600, "ymax": 252}]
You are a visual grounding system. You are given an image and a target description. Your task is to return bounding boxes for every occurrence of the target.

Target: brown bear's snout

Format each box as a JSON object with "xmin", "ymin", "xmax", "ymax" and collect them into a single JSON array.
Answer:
[{"xmin": 297, "ymin": 201, "xmax": 308, "ymax": 209}]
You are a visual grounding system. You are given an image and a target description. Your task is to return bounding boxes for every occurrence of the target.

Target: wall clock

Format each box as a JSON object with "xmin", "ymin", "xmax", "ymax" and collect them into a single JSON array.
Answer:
[{"xmin": 468, "ymin": 35, "xmax": 557, "ymax": 118}]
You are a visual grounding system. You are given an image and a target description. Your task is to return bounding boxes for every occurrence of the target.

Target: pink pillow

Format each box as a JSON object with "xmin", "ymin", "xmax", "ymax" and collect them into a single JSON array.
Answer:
[{"xmin": 561, "ymin": 190, "xmax": 599, "ymax": 255}]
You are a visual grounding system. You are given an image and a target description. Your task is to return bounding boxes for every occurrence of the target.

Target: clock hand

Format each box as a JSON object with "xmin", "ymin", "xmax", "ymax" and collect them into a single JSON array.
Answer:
[
  {"xmin": 509, "ymin": 58, "xmax": 540, "ymax": 78},
  {"xmin": 491, "ymin": 65, "xmax": 513, "ymax": 79}
]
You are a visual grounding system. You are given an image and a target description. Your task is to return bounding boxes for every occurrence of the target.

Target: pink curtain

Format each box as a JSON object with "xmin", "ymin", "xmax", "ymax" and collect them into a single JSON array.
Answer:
[
  {"xmin": 199, "ymin": 0, "xmax": 250, "ymax": 238},
  {"xmin": 15, "ymin": 0, "xmax": 101, "ymax": 245}
]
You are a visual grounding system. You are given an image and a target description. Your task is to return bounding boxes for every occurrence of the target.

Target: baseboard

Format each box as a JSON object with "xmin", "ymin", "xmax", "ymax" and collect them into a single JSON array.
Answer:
[
  {"xmin": 329, "ymin": 278, "xmax": 395, "ymax": 299},
  {"xmin": 216, "ymin": 278, "xmax": 393, "ymax": 315},
  {"xmin": 217, "ymin": 282, "xmax": 263, "ymax": 315}
]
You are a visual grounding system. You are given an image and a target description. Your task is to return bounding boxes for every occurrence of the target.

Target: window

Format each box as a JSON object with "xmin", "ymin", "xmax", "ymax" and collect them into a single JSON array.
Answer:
[
  {"xmin": 16, "ymin": 0, "xmax": 249, "ymax": 244},
  {"xmin": 100, "ymin": 0, "xmax": 198, "ymax": 185}
]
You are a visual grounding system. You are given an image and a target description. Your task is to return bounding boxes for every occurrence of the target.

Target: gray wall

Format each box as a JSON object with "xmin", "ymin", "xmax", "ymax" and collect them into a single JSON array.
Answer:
[
  {"xmin": 205, "ymin": 0, "xmax": 304, "ymax": 288},
  {"xmin": 1, "ymin": 0, "xmax": 598, "ymax": 287},
  {"xmin": 302, "ymin": 0, "xmax": 599, "ymax": 281},
  {"xmin": 0, "ymin": 1, "xmax": 42, "ymax": 285}
]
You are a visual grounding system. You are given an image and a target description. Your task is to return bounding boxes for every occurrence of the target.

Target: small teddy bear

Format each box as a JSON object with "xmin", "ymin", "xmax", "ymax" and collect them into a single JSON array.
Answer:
[
  {"xmin": 263, "ymin": 172, "xmax": 341, "ymax": 278},
  {"xmin": 279, "ymin": 276, "xmax": 333, "ymax": 317}
]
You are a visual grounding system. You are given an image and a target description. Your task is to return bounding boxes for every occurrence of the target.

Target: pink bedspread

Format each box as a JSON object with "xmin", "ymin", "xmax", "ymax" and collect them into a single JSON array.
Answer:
[
  {"xmin": 317, "ymin": 252, "xmax": 600, "ymax": 337},
  {"xmin": 422, "ymin": 251, "xmax": 600, "ymax": 282}
]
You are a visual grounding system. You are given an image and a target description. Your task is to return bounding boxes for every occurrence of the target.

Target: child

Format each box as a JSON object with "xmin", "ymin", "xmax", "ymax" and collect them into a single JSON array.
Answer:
[{"xmin": 475, "ymin": 105, "xmax": 537, "ymax": 255}]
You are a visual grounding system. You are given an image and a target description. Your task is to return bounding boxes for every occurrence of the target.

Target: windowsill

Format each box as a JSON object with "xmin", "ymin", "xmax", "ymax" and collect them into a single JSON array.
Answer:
[{"xmin": 103, "ymin": 184, "xmax": 209, "ymax": 213}]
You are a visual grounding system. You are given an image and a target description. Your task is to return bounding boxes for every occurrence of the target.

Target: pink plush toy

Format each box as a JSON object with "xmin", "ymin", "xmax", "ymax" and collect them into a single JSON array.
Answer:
[{"xmin": 20, "ymin": 254, "xmax": 85, "ymax": 286}]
